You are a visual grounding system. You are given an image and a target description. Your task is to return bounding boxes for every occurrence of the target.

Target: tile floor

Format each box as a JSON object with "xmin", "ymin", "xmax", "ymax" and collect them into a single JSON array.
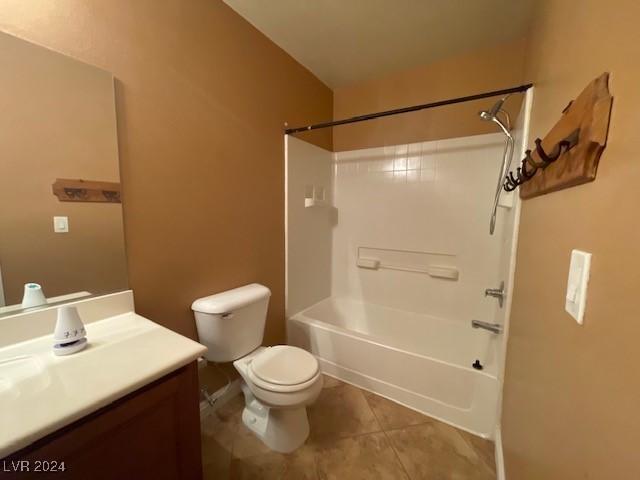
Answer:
[{"xmin": 201, "ymin": 375, "xmax": 496, "ymax": 480}]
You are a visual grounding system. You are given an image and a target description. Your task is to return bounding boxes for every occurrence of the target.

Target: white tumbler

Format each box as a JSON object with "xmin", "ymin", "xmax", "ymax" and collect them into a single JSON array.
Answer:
[{"xmin": 21, "ymin": 283, "xmax": 47, "ymax": 309}]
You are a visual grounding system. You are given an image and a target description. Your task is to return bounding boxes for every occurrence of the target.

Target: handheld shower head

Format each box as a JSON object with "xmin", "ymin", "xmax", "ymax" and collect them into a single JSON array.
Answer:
[
  {"xmin": 479, "ymin": 95, "xmax": 515, "ymax": 235},
  {"xmin": 479, "ymin": 95, "xmax": 513, "ymax": 132},
  {"xmin": 479, "ymin": 97, "xmax": 507, "ymax": 122},
  {"xmin": 479, "ymin": 95, "xmax": 512, "ymax": 136}
]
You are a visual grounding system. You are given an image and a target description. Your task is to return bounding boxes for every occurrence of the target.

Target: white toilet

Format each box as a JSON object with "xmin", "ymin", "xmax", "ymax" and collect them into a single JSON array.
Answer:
[{"xmin": 192, "ymin": 283, "xmax": 322, "ymax": 453}]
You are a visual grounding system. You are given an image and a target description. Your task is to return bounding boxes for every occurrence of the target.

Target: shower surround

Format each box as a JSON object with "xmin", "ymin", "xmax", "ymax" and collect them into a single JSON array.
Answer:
[{"xmin": 286, "ymin": 120, "xmax": 527, "ymax": 438}]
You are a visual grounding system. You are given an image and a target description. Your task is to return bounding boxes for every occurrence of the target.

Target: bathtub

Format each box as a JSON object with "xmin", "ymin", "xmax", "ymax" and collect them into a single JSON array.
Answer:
[{"xmin": 287, "ymin": 297, "xmax": 500, "ymax": 438}]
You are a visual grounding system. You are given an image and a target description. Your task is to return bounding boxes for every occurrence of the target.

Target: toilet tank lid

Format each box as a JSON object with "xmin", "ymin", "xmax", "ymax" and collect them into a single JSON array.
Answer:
[{"xmin": 191, "ymin": 283, "xmax": 271, "ymax": 314}]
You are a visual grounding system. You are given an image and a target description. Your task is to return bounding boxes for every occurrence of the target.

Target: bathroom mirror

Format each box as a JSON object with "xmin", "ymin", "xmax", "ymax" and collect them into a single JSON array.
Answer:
[{"xmin": 0, "ymin": 32, "xmax": 128, "ymax": 317}]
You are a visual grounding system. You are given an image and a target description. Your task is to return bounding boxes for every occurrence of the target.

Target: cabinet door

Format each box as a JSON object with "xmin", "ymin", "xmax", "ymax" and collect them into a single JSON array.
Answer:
[{"xmin": 3, "ymin": 363, "xmax": 202, "ymax": 480}]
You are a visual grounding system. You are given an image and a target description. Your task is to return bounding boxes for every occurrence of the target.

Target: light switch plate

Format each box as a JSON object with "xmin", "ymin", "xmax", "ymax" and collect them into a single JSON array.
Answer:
[
  {"xmin": 565, "ymin": 249, "xmax": 591, "ymax": 324},
  {"xmin": 53, "ymin": 216, "xmax": 69, "ymax": 233}
]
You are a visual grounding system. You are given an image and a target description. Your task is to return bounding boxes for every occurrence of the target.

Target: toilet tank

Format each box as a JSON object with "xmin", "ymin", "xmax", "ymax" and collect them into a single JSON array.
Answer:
[{"xmin": 191, "ymin": 283, "xmax": 271, "ymax": 362}]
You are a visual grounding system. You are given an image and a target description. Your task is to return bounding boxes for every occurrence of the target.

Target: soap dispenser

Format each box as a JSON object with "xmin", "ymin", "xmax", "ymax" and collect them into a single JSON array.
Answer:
[{"xmin": 53, "ymin": 306, "xmax": 88, "ymax": 356}]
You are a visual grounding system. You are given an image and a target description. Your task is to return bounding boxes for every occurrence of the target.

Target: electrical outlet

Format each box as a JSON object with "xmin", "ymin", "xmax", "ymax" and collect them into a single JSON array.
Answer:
[{"xmin": 53, "ymin": 216, "xmax": 69, "ymax": 233}]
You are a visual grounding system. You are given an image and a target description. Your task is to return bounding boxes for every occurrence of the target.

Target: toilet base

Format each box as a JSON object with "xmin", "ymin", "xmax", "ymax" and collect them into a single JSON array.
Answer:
[{"xmin": 240, "ymin": 384, "xmax": 310, "ymax": 453}]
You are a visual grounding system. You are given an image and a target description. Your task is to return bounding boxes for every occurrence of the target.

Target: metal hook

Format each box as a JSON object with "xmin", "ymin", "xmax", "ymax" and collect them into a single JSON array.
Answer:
[
  {"xmin": 534, "ymin": 138, "xmax": 556, "ymax": 164},
  {"xmin": 523, "ymin": 149, "xmax": 545, "ymax": 170},
  {"xmin": 520, "ymin": 151, "xmax": 540, "ymax": 179},
  {"xmin": 534, "ymin": 128, "xmax": 581, "ymax": 165},
  {"xmin": 508, "ymin": 170, "xmax": 520, "ymax": 187},
  {"xmin": 504, "ymin": 177, "xmax": 518, "ymax": 192},
  {"xmin": 502, "ymin": 129, "xmax": 581, "ymax": 193}
]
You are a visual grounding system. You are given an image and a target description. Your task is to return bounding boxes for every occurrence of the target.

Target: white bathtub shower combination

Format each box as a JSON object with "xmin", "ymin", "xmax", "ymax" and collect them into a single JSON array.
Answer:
[
  {"xmin": 289, "ymin": 297, "xmax": 500, "ymax": 436},
  {"xmin": 285, "ymin": 98, "xmax": 530, "ymax": 440}
]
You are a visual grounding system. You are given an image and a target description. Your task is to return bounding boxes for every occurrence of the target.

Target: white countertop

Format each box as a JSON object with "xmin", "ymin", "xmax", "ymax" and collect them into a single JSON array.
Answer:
[{"xmin": 0, "ymin": 311, "xmax": 206, "ymax": 458}]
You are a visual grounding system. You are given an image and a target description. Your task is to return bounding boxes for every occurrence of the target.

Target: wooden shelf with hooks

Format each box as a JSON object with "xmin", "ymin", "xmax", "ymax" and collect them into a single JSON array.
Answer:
[
  {"xmin": 513, "ymin": 73, "xmax": 613, "ymax": 199},
  {"xmin": 52, "ymin": 178, "xmax": 121, "ymax": 203}
]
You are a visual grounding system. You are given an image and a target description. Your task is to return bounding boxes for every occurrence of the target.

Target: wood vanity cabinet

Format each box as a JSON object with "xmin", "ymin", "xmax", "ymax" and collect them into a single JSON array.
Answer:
[{"xmin": 3, "ymin": 363, "xmax": 202, "ymax": 480}]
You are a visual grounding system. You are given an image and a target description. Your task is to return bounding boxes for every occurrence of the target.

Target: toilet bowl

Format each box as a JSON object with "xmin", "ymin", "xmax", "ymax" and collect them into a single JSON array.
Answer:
[
  {"xmin": 192, "ymin": 284, "xmax": 322, "ymax": 453},
  {"xmin": 234, "ymin": 346, "xmax": 322, "ymax": 452}
]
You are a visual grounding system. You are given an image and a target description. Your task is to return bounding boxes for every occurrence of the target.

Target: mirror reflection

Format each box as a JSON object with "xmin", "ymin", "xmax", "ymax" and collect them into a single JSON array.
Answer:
[{"xmin": 0, "ymin": 32, "xmax": 128, "ymax": 316}]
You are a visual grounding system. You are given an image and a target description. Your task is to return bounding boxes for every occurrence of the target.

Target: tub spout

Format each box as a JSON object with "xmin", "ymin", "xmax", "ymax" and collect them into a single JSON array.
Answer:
[{"xmin": 471, "ymin": 320, "xmax": 503, "ymax": 334}]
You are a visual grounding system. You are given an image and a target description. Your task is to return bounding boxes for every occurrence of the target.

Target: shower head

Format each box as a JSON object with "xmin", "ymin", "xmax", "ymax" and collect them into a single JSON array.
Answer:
[
  {"xmin": 478, "ymin": 95, "xmax": 512, "ymax": 135},
  {"xmin": 479, "ymin": 97, "xmax": 507, "ymax": 122}
]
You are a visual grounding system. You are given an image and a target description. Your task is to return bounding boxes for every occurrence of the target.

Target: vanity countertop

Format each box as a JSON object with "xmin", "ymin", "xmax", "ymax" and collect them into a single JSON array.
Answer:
[{"xmin": 0, "ymin": 311, "xmax": 206, "ymax": 458}]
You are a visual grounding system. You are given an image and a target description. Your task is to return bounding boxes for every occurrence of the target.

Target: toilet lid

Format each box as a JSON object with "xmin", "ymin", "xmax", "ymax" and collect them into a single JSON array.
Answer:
[{"xmin": 250, "ymin": 346, "xmax": 319, "ymax": 386}]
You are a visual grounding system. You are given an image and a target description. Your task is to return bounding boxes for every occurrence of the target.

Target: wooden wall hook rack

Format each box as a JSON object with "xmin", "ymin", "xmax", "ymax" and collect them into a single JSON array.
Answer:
[
  {"xmin": 52, "ymin": 178, "xmax": 121, "ymax": 203},
  {"xmin": 505, "ymin": 73, "xmax": 613, "ymax": 199}
]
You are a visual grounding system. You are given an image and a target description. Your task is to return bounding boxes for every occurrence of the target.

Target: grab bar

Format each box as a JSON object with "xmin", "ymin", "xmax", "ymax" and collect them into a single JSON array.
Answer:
[{"xmin": 471, "ymin": 320, "xmax": 503, "ymax": 334}]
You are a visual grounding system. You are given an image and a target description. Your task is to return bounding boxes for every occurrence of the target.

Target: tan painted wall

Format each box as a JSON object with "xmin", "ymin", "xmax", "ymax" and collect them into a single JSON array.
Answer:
[
  {"xmin": 0, "ymin": 1, "xmax": 332, "ymax": 347},
  {"xmin": 502, "ymin": 1, "xmax": 640, "ymax": 478},
  {"xmin": 333, "ymin": 40, "xmax": 527, "ymax": 151},
  {"xmin": 0, "ymin": 31, "xmax": 127, "ymax": 305}
]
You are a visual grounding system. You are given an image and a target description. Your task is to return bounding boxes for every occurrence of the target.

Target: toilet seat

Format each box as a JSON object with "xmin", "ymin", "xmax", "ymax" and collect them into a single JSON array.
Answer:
[{"xmin": 248, "ymin": 345, "xmax": 320, "ymax": 393}]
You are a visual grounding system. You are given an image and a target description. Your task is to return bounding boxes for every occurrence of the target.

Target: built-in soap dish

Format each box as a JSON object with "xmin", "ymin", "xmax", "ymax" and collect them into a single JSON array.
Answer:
[{"xmin": 304, "ymin": 198, "xmax": 327, "ymax": 208}]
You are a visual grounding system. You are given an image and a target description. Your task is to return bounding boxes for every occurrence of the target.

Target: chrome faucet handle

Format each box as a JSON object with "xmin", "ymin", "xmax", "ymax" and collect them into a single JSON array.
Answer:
[{"xmin": 484, "ymin": 281, "xmax": 505, "ymax": 308}]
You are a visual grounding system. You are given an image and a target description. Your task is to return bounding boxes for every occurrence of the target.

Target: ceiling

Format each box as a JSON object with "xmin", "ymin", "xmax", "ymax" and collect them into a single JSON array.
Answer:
[{"xmin": 223, "ymin": 0, "xmax": 534, "ymax": 88}]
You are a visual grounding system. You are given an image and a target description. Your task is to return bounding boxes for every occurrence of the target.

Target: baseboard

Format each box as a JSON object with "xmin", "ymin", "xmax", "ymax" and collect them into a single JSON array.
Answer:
[
  {"xmin": 199, "ymin": 379, "xmax": 242, "ymax": 421},
  {"xmin": 495, "ymin": 425, "xmax": 506, "ymax": 480}
]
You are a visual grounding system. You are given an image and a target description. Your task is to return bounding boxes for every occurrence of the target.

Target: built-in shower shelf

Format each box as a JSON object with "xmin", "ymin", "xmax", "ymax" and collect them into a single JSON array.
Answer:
[
  {"xmin": 356, "ymin": 247, "xmax": 459, "ymax": 280},
  {"xmin": 304, "ymin": 198, "xmax": 328, "ymax": 208},
  {"xmin": 304, "ymin": 184, "xmax": 329, "ymax": 208}
]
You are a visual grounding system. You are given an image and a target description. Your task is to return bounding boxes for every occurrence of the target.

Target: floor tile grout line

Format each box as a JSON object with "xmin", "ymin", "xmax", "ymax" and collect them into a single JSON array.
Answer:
[
  {"xmin": 313, "ymin": 445, "xmax": 322, "ymax": 480},
  {"xmin": 353, "ymin": 385, "xmax": 383, "ymax": 430},
  {"xmin": 361, "ymin": 392, "xmax": 434, "ymax": 431},
  {"xmin": 441, "ymin": 421, "xmax": 496, "ymax": 475},
  {"xmin": 382, "ymin": 421, "xmax": 436, "ymax": 436},
  {"xmin": 359, "ymin": 388, "xmax": 440, "ymax": 430},
  {"xmin": 457, "ymin": 433, "xmax": 497, "ymax": 476},
  {"xmin": 313, "ymin": 427, "xmax": 386, "ymax": 446},
  {"xmin": 228, "ymin": 406, "xmax": 244, "ymax": 460},
  {"xmin": 382, "ymin": 418, "xmax": 494, "ymax": 456},
  {"xmin": 363, "ymin": 392, "xmax": 414, "ymax": 480},
  {"xmin": 382, "ymin": 420, "xmax": 497, "ymax": 479},
  {"xmin": 381, "ymin": 428, "xmax": 413, "ymax": 480}
]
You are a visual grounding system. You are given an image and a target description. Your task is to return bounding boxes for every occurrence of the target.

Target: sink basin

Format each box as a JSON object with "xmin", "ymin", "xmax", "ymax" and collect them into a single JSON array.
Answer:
[
  {"xmin": 0, "ymin": 316, "xmax": 150, "ymax": 406},
  {"xmin": 0, "ymin": 355, "xmax": 51, "ymax": 402},
  {"xmin": 0, "ymin": 293, "xmax": 206, "ymax": 458}
]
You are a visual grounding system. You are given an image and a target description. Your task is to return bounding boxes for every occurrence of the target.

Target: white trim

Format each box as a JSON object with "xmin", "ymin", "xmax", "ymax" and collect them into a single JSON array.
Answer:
[
  {"xmin": 495, "ymin": 425, "xmax": 506, "ymax": 480},
  {"xmin": 284, "ymin": 134, "xmax": 290, "ymax": 317},
  {"xmin": 0, "ymin": 263, "xmax": 5, "ymax": 307},
  {"xmin": 493, "ymin": 86, "xmax": 535, "ymax": 480},
  {"xmin": 199, "ymin": 379, "xmax": 243, "ymax": 421}
]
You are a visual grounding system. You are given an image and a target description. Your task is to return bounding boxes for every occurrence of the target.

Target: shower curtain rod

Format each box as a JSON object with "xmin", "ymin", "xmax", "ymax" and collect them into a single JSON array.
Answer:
[{"xmin": 284, "ymin": 83, "xmax": 533, "ymax": 134}]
